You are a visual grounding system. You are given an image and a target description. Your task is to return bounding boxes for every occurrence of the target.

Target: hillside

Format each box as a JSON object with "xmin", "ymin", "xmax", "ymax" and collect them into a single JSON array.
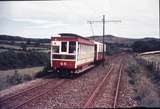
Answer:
[
  {"xmin": 88, "ymin": 35, "xmax": 136, "ymax": 46},
  {"xmin": 0, "ymin": 34, "xmax": 159, "ymax": 53},
  {"xmin": 88, "ymin": 35, "xmax": 160, "ymax": 54},
  {"xmin": 0, "ymin": 35, "xmax": 50, "ymax": 70},
  {"xmin": 0, "ymin": 35, "xmax": 50, "ymax": 53},
  {"xmin": 0, "ymin": 35, "xmax": 50, "ymax": 43},
  {"xmin": 88, "ymin": 35, "xmax": 159, "ymax": 45},
  {"xmin": 1, "ymin": 34, "xmax": 158, "ymax": 46}
]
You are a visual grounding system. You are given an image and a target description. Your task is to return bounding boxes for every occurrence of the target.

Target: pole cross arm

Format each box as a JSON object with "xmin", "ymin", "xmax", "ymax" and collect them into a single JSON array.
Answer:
[
  {"xmin": 105, "ymin": 20, "xmax": 121, "ymax": 22},
  {"xmin": 87, "ymin": 20, "xmax": 121, "ymax": 23}
]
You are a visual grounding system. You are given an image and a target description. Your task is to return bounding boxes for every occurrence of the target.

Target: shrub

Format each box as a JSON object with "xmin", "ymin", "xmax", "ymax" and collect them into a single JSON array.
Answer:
[
  {"xmin": 129, "ymin": 79, "xmax": 135, "ymax": 85},
  {"xmin": 35, "ymin": 62, "xmax": 52, "ymax": 78},
  {"xmin": 132, "ymin": 39, "xmax": 160, "ymax": 53},
  {"xmin": 23, "ymin": 74, "xmax": 33, "ymax": 81},
  {"xmin": 0, "ymin": 51, "xmax": 49, "ymax": 70},
  {"xmin": 137, "ymin": 58, "xmax": 160, "ymax": 86},
  {"xmin": 7, "ymin": 70, "xmax": 22, "ymax": 85},
  {"xmin": 127, "ymin": 61, "xmax": 139, "ymax": 79},
  {"xmin": 6, "ymin": 70, "xmax": 33, "ymax": 86}
]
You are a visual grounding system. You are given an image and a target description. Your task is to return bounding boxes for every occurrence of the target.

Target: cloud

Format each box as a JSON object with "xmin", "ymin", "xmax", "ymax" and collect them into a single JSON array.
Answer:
[
  {"xmin": 11, "ymin": 18, "xmax": 51, "ymax": 24},
  {"xmin": 0, "ymin": 0, "xmax": 159, "ymax": 38},
  {"xmin": 28, "ymin": 22, "xmax": 70, "ymax": 29}
]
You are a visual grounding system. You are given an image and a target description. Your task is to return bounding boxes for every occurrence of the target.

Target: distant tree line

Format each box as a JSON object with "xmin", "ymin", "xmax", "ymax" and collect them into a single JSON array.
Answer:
[
  {"xmin": 0, "ymin": 51, "xmax": 49, "ymax": 70},
  {"xmin": 0, "ymin": 35, "xmax": 50, "ymax": 43},
  {"xmin": 132, "ymin": 39, "xmax": 160, "ymax": 53}
]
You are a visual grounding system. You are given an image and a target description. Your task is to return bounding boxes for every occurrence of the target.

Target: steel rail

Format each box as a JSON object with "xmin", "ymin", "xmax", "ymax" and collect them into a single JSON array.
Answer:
[
  {"xmin": 0, "ymin": 79, "xmax": 53, "ymax": 103},
  {"xmin": 83, "ymin": 64, "xmax": 113, "ymax": 108},
  {"xmin": 12, "ymin": 79, "xmax": 66, "ymax": 109},
  {"xmin": 113, "ymin": 63, "xmax": 123, "ymax": 108}
]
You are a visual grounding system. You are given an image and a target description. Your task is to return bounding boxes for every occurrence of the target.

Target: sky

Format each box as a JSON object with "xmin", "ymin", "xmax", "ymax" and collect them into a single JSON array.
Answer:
[{"xmin": 0, "ymin": 0, "xmax": 159, "ymax": 39}]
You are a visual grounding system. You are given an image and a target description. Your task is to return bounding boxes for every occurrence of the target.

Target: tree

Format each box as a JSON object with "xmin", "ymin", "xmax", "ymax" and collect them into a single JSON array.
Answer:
[
  {"xmin": 132, "ymin": 39, "xmax": 160, "ymax": 53},
  {"xmin": 21, "ymin": 43, "xmax": 27, "ymax": 51}
]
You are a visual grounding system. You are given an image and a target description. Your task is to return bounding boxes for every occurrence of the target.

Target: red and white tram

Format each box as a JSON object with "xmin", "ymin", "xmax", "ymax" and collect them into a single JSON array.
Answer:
[{"xmin": 50, "ymin": 33, "xmax": 106, "ymax": 74}]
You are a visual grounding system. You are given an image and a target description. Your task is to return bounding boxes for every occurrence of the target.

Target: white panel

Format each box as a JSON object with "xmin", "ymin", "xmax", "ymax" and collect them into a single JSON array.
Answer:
[{"xmin": 77, "ymin": 43, "xmax": 94, "ymax": 66}]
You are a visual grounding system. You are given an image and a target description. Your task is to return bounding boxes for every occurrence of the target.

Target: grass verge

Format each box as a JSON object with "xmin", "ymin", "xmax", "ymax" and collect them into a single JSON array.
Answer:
[{"xmin": 127, "ymin": 55, "xmax": 160, "ymax": 107}]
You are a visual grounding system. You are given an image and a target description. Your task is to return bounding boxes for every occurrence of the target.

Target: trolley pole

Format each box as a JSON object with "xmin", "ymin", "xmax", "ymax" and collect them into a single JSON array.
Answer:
[{"xmin": 88, "ymin": 21, "xmax": 94, "ymax": 37}]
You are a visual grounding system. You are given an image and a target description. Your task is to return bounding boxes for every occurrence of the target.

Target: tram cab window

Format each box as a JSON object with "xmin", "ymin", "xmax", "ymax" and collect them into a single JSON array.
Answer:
[
  {"xmin": 61, "ymin": 42, "xmax": 67, "ymax": 52},
  {"xmin": 69, "ymin": 41, "xmax": 76, "ymax": 53},
  {"xmin": 52, "ymin": 46, "xmax": 59, "ymax": 53}
]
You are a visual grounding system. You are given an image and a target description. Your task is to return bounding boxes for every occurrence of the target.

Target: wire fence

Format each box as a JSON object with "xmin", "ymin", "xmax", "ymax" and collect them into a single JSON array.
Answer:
[{"xmin": 137, "ymin": 54, "xmax": 160, "ymax": 73}]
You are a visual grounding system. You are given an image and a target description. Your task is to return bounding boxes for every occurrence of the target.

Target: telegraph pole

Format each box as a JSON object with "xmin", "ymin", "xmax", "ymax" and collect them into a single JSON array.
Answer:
[{"xmin": 88, "ymin": 15, "xmax": 121, "ymax": 67}]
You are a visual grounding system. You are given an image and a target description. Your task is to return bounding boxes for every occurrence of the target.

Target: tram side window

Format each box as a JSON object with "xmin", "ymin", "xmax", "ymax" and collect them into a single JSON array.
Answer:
[
  {"xmin": 61, "ymin": 42, "xmax": 67, "ymax": 52},
  {"xmin": 69, "ymin": 41, "xmax": 76, "ymax": 53},
  {"xmin": 52, "ymin": 46, "xmax": 59, "ymax": 53}
]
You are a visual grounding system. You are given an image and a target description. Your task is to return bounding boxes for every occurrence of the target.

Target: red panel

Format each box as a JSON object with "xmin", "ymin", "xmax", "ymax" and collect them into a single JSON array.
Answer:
[
  {"xmin": 52, "ymin": 60, "xmax": 75, "ymax": 70},
  {"xmin": 77, "ymin": 37, "xmax": 94, "ymax": 45},
  {"xmin": 77, "ymin": 61, "xmax": 94, "ymax": 69},
  {"xmin": 96, "ymin": 52, "xmax": 103, "ymax": 61},
  {"xmin": 52, "ymin": 37, "xmax": 78, "ymax": 42}
]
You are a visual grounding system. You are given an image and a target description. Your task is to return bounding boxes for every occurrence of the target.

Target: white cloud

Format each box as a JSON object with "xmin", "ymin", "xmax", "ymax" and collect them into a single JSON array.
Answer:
[
  {"xmin": 11, "ymin": 18, "xmax": 51, "ymax": 24},
  {"xmin": 0, "ymin": 0, "xmax": 159, "ymax": 38},
  {"xmin": 28, "ymin": 22, "xmax": 70, "ymax": 29}
]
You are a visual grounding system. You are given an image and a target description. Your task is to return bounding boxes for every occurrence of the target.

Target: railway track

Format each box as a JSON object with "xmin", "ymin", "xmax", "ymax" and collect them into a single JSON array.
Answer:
[
  {"xmin": 113, "ymin": 63, "xmax": 124, "ymax": 108},
  {"xmin": 83, "ymin": 57, "xmax": 124, "ymax": 108},
  {"xmin": 0, "ymin": 79, "xmax": 52, "ymax": 102},
  {"xmin": 114, "ymin": 57, "xmax": 131, "ymax": 107},
  {"xmin": 0, "ymin": 78, "xmax": 66, "ymax": 109},
  {"xmin": 0, "ymin": 54, "xmax": 127, "ymax": 109},
  {"xmin": 12, "ymin": 79, "xmax": 66, "ymax": 109},
  {"xmin": 83, "ymin": 63, "xmax": 113, "ymax": 108}
]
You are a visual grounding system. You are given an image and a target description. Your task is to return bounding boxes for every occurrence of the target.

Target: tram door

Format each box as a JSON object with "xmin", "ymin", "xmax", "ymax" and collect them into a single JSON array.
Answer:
[{"xmin": 94, "ymin": 44, "xmax": 97, "ymax": 62}]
